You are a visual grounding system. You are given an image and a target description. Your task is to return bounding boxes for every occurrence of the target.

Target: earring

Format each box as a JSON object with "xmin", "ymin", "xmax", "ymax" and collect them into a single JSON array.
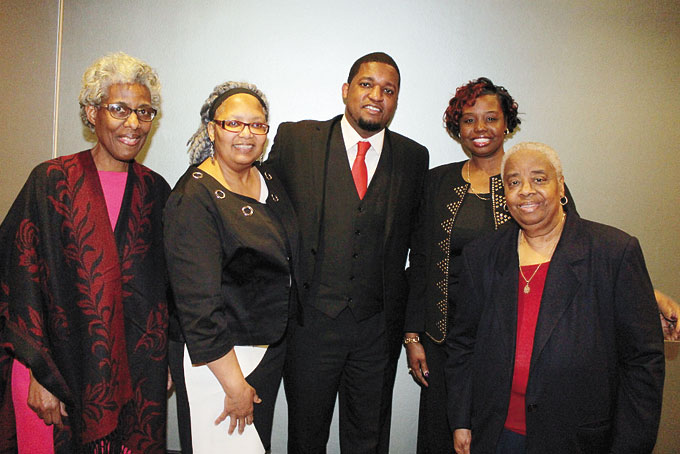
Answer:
[
  {"xmin": 209, "ymin": 141, "xmax": 215, "ymax": 163},
  {"xmin": 504, "ymin": 129, "xmax": 510, "ymax": 135},
  {"xmin": 503, "ymin": 203, "xmax": 509, "ymax": 212},
  {"xmin": 560, "ymin": 196, "xmax": 568, "ymax": 206}
]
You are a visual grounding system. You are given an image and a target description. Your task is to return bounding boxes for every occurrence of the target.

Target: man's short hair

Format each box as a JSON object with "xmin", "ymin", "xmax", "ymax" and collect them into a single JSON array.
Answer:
[{"xmin": 347, "ymin": 52, "xmax": 400, "ymax": 86}]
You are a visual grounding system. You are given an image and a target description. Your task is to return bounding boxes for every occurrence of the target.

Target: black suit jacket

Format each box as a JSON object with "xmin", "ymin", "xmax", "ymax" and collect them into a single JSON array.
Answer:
[
  {"xmin": 446, "ymin": 212, "xmax": 664, "ymax": 454},
  {"xmin": 267, "ymin": 115, "xmax": 429, "ymax": 350}
]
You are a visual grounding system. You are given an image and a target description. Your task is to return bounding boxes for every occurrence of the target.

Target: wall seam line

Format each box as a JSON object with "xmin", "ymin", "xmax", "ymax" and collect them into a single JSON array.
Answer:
[{"xmin": 51, "ymin": 0, "xmax": 64, "ymax": 158}]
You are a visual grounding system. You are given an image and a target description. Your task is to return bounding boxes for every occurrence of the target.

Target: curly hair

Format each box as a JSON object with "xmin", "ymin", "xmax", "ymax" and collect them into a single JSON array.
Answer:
[
  {"xmin": 78, "ymin": 52, "xmax": 161, "ymax": 132},
  {"xmin": 443, "ymin": 77, "xmax": 520, "ymax": 140},
  {"xmin": 186, "ymin": 81, "xmax": 269, "ymax": 165}
]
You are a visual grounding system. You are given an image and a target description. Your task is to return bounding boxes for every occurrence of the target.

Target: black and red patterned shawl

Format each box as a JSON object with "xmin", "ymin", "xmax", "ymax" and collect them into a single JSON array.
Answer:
[{"xmin": 0, "ymin": 150, "xmax": 170, "ymax": 453}]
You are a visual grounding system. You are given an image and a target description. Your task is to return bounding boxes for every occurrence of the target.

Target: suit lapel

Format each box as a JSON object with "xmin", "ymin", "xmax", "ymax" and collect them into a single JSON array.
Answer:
[
  {"xmin": 492, "ymin": 225, "xmax": 521, "ymax": 364},
  {"xmin": 530, "ymin": 213, "xmax": 586, "ymax": 369},
  {"xmin": 382, "ymin": 130, "xmax": 401, "ymax": 243},
  {"xmin": 301, "ymin": 116, "xmax": 342, "ymax": 238}
]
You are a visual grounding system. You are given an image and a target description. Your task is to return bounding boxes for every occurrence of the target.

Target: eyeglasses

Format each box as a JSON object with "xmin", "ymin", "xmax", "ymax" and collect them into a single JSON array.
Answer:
[
  {"xmin": 100, "ymin": 103, "xmax": 157, "ymax": 122},
  {"xmin": 213, "ymin": 119, "xmax": 269, "ymax": 135}
]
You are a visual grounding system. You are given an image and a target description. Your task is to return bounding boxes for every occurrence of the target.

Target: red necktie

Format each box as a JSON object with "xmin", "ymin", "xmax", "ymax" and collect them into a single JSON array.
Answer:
[{"xmin": 352, "ymin": 141, "xmax": 370, "ymax": 199}]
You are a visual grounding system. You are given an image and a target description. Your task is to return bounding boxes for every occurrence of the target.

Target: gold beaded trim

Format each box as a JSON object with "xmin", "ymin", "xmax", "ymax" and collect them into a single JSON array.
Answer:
[{"xmin": 428, "ymin": 177, "xmax": 511, "ymax": 343}]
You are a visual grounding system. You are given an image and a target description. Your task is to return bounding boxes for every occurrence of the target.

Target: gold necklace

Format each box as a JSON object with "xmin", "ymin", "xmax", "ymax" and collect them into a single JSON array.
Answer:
[
  {"xmin": 466, "ymin": 160, "xmax": 491, "ymax": 201},
  {"xmin": 518, "ymin": 244, "xmax": 545, "ymax": 294},
  {"xmin": 518, "ymin": 213, "xmax": 565, "ymax": 293}
]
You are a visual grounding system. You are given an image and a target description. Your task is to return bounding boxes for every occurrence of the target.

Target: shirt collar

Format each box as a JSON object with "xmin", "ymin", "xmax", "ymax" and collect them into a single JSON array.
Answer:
[{"xmin": 341, "ymin": 114, "xmax": 385, "ymax": 154}]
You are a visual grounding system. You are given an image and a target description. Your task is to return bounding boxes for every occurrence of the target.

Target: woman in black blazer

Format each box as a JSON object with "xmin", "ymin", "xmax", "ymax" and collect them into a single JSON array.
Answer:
[
  {"xmin": 164, "ymin": 82, "xmax": 298, "ymax": 453},
  {"xmin": 446, "ymin": 142, "xmax": 664, "ymax": 454}
]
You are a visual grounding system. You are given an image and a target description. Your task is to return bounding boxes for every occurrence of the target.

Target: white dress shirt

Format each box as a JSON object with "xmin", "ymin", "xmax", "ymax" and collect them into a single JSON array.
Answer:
[{"xmin": 340, "ymin": 115, "xmax": 385, "ymax": 186}]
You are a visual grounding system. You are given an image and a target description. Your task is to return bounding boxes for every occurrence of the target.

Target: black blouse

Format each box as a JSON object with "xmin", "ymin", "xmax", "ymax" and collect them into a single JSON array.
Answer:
[
  {"xmin": 164, "ymin": 164, "xmax": 299, "ymax": 364},
  {"xmin": 448, "ymin": 193, "xmax": 495, "ymax": 315}
]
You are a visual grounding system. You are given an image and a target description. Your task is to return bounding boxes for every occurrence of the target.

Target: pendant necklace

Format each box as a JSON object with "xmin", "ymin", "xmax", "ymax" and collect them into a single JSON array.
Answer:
[
  {"xmin": 518, "ymin": 213, "xmax": 565, "ymax": 293},
  {"xmin": 518, "ymin": 244, "xmax": 543, "ymax": 294}
]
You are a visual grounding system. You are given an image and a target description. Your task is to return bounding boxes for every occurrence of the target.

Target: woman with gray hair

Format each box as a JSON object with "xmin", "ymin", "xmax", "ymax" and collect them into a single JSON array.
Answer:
[
  {"xmin": 446, "ymin": 142, "xmax": 664, "ymax": 453},
  {"xmin": 0, "ymin": 52, "xmax": 170, "ymax": 453},
  {"xmin": 164, "ymin": 81, "xmax": 299, "ymax": 453}
]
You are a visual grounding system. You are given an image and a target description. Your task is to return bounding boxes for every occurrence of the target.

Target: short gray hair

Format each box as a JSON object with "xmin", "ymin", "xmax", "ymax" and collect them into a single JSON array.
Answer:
[
  {"xmin": 78, "ymin": 52, "xmax": 161, "ymax": 132},
  {"xmin": 501, "ymin": 141, "xmax": 563, "ymax": 179},
  {"xmin": 187, "ymin": 81, "xmax": 269, "ymax": 165}
]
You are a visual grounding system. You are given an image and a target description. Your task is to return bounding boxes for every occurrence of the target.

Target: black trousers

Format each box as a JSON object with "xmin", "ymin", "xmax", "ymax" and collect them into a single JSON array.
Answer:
[
  {"xmin": 495, "ymin": 428, "xmax": 526, "ymax": 454},
  {"xmin": 248, "ymin": 336, "xmax": 286, "ymax": 451},
  {"xmin": 168, "ymin": 340, "xmax": 193, "ymax": 454},
  {"xmin": 284, "ymin": 306, "xmax": 389, "ymax": 453},
  {"xmin": 416, "ymin": 336, "xmax": 453, "ymax": 454}
]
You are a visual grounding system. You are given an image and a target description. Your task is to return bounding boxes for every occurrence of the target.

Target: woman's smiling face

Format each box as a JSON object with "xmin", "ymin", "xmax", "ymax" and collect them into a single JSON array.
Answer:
[
  {"xmin": 503, "ymin": 148, "xmax": 565, "ymax": 233},
  {"xmin": 208, "ymin": 93, "xmax": 268, "ymax": 172},
  {"xmin": 459, "ymin": 94, "xmax": 506, "ymax": 159}
]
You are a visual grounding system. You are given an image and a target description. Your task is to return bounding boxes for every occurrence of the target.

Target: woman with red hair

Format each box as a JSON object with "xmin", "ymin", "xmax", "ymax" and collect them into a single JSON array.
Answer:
[{"xmin": 404, "ymin": 77, "xmax": 524, "ymax": 454}]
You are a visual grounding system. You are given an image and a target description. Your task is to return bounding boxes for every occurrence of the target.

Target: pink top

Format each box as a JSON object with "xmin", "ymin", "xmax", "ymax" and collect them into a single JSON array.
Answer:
[
  {"xmin": 98, "ymin": 171, "xmax": 128, "ymax": 229},
  {"xmin": 504, "ymin": 262, "xmax": 550, "ymax": 436}
]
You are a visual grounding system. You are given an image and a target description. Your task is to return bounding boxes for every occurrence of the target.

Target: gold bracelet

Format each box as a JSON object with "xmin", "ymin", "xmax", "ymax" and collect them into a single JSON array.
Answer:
[{"xmin": 403, "ymin": 335, "xmax": 420, "ymax": 345}]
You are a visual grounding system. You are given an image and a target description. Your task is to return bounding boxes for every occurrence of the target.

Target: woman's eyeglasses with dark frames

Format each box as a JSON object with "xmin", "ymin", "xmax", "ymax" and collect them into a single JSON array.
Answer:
[
  {"xmin": 100, "ymin": 103, "xmax": 157, "ymax": 122},
  {"xmin": 213, "ymin": 119, "xmax": 269, "ymax": 135}
]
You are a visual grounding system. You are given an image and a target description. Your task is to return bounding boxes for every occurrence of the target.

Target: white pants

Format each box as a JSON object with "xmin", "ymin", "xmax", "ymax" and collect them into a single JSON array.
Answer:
[{"xmin": 183, "ymin": 345, "xmax": 268, "ymax": 453}]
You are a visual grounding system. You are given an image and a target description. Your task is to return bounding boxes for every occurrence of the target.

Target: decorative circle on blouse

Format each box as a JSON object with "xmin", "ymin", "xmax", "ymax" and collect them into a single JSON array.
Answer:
[
  {"xmin": 215, "ymin": 190, "xmax": 226, "ymax": 199},
  {"xmin": 264, "ymin": 171, "xmax": 273, "ymax": 180},
  {"xmin": 242, "ymin": 205, "xmax": 254, "ymax": 216},
  {"xmin": 271, "ymin": 194, "xmax": 280, "ymax": 202},
  {"xmin": 192, "ymin": 171, "xmax": 203, "ymax": 179}
]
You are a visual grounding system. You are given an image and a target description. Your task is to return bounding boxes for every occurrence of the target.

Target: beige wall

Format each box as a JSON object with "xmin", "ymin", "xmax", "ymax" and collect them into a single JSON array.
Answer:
[
  {"xmin": 1, "ymin": 1, "xmax": 679, "ymax": 452},
  {"xmin": 0, "ymin": 1, "xmax": 59, "ymax": 219}
]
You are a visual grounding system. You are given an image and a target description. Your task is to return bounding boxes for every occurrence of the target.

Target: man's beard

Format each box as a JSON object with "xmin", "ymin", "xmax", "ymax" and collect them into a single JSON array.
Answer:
[{"xmin": 358, "ymin": 118, "xmax": 382, "ymax": 132}]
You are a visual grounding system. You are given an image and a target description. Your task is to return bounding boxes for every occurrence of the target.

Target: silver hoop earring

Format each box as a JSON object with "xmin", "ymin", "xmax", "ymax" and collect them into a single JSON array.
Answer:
[
  {"xmin": 503, "ymin": 203, "xmax": 509, "ymax": 212},
  {"xmin": 560, "ymin": 196, "xmax": 568, "ymax": 206}
]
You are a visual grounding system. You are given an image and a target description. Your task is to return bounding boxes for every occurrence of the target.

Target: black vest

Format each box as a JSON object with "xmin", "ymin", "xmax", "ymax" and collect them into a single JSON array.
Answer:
[{"xmin": 311, "ymin": 125, "xmax": 392, "ymax": 320}]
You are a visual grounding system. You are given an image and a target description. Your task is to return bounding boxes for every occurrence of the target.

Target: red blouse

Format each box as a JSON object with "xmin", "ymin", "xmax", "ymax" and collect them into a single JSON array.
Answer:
[{"xmin": 504, "ymin": 262, "xmax": 551, "ymax": 435}]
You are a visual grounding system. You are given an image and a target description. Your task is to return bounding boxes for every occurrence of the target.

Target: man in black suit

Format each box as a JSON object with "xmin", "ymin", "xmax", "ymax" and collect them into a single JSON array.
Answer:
[{"xmin": 267, "ymin": 52, "xmax": 429, "ymax": 453}]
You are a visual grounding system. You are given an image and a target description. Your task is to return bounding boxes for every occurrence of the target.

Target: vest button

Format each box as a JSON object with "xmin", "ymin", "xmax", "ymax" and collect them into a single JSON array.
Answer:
[
  {"xmin": 352, "ymin": 253, "xmax": 358, "ymax": 259},
  {"xmin": 349, "ymin": 275, "xmax": 355, "ymax": 281},
  {"xmin": 527, "ymin": 404, "xmax": 537, "ymax": 413},
  {"xmin": 355, "ymin": 229, "xmax": 361, "ymax": 235}
]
